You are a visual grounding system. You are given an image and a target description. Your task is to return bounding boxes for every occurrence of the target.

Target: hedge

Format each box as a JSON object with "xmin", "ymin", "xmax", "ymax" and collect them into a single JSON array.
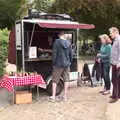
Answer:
[{"xmin": 0, "ymin": 28, "xmax": 9, "ymax": 77}]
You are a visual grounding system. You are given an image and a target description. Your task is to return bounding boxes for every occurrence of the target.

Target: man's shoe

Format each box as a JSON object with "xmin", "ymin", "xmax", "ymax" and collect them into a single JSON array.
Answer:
[
  {"xmin": 58, "ymin": 96, "xmax": 68, "ymax": 101},
  {"xmin": 99, "ymin": 89, "xmax": 106, "ymax": 93},
  {"xmin": 109, "ymin": 98, "xmax": 118, "ymax": 103},
  {"xmin": 109, "ymin": 96, "xmax": 113, "ymax": 98},
  {"xmin": 48, "ymin": 96, "xmax": 56, "ymax": 102},
  {"xmin": 102, "ymin": 90, "xmax": 110, "ymax": 95}
]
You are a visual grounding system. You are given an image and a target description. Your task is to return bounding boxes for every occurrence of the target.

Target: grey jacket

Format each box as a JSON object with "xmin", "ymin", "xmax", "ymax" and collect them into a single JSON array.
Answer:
[{"xmin": 111, "ymin": 35, "xmax": 120, "ymax": 65}]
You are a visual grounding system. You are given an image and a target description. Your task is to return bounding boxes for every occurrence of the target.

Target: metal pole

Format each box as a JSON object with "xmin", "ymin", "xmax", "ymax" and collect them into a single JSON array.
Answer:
[
  {"xmin": 77, "ymin": 28, "xmax": 79, "ymax": 72},
  {"xmin": 13, "ymin": 88, "xmax": 15, "ymax": 104},
  {"xmin": 27, "ymin": 31, "xmax": 29, "ymax": 54},
  {"xmin": 37, "ymin": 85, "xmax": 39, "ymax": 100},
  {"xmin": 29, "ymin": 24, "xmax": 36, "ymax": 47},
  {"xmin": 22, "ymin": 20, "xmax": 25, "ymax": 72},
  {"xmin": 77, "ymin": 28, "xmax": 79, "ymax": 59}
]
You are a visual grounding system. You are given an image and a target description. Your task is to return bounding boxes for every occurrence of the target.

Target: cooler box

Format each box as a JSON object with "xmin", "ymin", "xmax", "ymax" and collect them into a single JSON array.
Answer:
[{"xmin": 69, "ymin": 72, "xmax": 79, "ymax": 88}]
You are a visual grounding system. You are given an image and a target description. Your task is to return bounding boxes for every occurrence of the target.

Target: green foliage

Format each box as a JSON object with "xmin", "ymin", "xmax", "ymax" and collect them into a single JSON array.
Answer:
[
  {"xmin": 0, "ymin": 28, "xmax": 9, "ymax": 76},
  {"xmin": 51, "ymin": 0, "xmax": 120, "ymax": 37},
  {"xmin": 34, "ymin": 0, "xmax": 54, "ymax": 12},
  {"xmin": 0, "ymin": 0, "xmax": 26, "ymax": 29},
  {"xmin": 0, "ymin": 0, "xmax": 55, "ymax": 29}
]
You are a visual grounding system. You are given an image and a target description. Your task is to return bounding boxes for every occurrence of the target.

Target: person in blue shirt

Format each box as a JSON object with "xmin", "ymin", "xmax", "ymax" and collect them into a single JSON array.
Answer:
[
  {"xmin": 97, "ymin": 34, "xmax": 112, "ymax": 95},
  {"xmin": 50, "ymin": 32, "xmax": 73, "ymax": 101}
]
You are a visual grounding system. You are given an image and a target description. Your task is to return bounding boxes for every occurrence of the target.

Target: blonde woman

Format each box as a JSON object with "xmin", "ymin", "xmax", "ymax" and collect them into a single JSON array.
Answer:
[{"xmin": 98, "ymin": 34, "xmax": 112, "ymax": 95}]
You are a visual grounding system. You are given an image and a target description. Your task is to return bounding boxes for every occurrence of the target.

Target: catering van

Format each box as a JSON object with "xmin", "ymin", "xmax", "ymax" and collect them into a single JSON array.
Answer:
[{"xmin": 8, "ymin": 10, "xmax": 95, "ymax": 95}]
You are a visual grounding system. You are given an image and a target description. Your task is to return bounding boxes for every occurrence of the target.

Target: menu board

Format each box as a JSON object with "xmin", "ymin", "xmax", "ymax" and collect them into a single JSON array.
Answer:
[{"xmin": 29, "ymin": 46, "xmax": 37, "ymax": 58}]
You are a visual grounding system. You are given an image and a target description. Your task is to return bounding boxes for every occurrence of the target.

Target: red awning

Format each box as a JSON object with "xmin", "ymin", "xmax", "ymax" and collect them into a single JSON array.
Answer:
[{"xmin": 38, "ymin": 22, "xmax": 95, "ymax": 29}]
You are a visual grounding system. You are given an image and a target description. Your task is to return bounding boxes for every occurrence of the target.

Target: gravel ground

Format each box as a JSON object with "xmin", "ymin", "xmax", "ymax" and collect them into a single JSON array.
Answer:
[
  {"xmin": 0, "ymin": 86, "xmax": 117, "ymax": 120},
  {"xmin": 0, "ymin": 60, "xmax": 119, "ymax": 120}
]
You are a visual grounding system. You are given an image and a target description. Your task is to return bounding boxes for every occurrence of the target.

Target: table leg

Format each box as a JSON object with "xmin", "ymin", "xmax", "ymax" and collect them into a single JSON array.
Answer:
[
  {"xmin": 13, "ymin": 89, "xmax": 15, "ymax": 104},
  {"xmin": 30, "ymin": 85, "xmax": 32, "ymax": 92},
  {"xmin": 37, "ymin": 85, "xmax": 39, "ymax": 100}
]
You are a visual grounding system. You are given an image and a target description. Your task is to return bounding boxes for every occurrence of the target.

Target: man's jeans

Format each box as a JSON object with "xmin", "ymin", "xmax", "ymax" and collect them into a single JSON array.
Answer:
[{"xmin": 111, "ymin": 65, "xmax": 120, "ymax": 99}]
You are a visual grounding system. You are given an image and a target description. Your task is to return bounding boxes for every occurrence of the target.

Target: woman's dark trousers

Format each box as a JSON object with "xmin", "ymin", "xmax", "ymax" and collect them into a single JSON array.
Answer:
[{"xmin": 102, "ymin": 63, "xmax": 111, "ymax": 90}]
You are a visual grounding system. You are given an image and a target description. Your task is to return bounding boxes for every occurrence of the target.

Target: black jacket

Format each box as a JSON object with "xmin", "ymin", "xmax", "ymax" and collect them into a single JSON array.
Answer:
[{"xmin": 92, "ymin": 61, "xmax": 103, "ymax": 81}]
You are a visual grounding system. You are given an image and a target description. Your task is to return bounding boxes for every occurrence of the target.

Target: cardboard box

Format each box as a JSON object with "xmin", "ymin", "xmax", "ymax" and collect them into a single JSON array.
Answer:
[{"xmin": 15, "ymin": 91, "xmax": 32, "ymax": 104}]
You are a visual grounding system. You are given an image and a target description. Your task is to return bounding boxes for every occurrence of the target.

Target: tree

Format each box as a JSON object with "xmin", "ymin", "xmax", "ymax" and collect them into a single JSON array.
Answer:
[
  {"xmin": 0, "ymin": 0, "xmax": 55, "ymax": 29},
  {"xmin": 51, "ymin": 0, "xmax": 120, "ymax": 37},
  {"xmin": 0, "ymin": 0, "xmax": 26, "ymax": 29},
  {"xmin": 34, "ymin": 0, "xmax": 54, "ymax": 12},
  {"xmin": 0, "ymin": 28, "xmax": 9, "ymax": 76}
]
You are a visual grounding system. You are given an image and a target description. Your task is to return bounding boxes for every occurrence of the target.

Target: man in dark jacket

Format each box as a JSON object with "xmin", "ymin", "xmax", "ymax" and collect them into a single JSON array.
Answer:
[{"xmin": 50, "ymin": 32, "xmax": 73, "ymax": 101}]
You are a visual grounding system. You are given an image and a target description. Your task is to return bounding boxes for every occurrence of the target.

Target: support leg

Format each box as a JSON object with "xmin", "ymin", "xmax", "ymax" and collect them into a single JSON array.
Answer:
[{"xmin": 37, "ymin": 85, "xmax": 39, "ymax": 100}]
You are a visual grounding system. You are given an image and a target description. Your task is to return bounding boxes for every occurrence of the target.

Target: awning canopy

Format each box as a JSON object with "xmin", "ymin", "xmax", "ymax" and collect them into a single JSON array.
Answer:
[{"xmin": 38, "ymin": 22, "xmax": 95, "ymax": 29}]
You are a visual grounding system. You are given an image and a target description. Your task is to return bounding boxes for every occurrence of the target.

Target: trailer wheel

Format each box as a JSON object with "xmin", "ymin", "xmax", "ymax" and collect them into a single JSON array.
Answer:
[{"xmin": 46, "ymin": 80, "xmax": 64, "ymax": 96}]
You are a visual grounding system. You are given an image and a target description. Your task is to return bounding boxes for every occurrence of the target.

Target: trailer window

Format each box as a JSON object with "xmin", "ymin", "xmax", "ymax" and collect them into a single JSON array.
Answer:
[{"xmin": 24, "ymin": 29, "xmax": 76, "ymax": 60}]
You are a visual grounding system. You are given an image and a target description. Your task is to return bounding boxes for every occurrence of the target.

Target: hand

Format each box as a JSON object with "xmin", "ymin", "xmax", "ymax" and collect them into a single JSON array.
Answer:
[
  {"xmin": 97, "ymin": 58, "xmax": 101, "ymax": 63},
  {"xmin": 117, "ymin": 64, "xmax": 120, "ymax": 69},
  {"xmin": 97, "ymin": 53, "xmax": 101, "ymax": 56},
  {"xmin": 38, "ymin": 48, "xmax": 44, "ymax": 52}
]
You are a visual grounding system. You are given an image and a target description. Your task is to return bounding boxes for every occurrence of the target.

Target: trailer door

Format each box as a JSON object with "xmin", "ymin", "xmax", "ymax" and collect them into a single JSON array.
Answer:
[{"xmin": 15, "ymin": 22, "xmax": 23, "ymax": 71}]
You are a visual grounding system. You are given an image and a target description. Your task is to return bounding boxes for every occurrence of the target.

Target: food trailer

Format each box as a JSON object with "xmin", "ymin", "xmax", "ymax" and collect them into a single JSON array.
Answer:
[{"xmin": 8, "ymin": 11, "xmax": 95, "ymax": 95}]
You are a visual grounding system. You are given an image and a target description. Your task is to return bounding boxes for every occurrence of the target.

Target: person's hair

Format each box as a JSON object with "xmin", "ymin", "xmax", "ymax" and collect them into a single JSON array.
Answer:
[
  {"xmin": 109, "ymin": 27, "xmax": 119, "ymax": 34},
  {"xmin": 99, "ymin": 34, "xmax": 112, "ymax": 44},
  {"xmin": 58, "ymin": 31, "xmax": 64, "ymax": 37},
  {"xmin": 48, "ymin": 36, "xmax": 52, "ymax": 40}
]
